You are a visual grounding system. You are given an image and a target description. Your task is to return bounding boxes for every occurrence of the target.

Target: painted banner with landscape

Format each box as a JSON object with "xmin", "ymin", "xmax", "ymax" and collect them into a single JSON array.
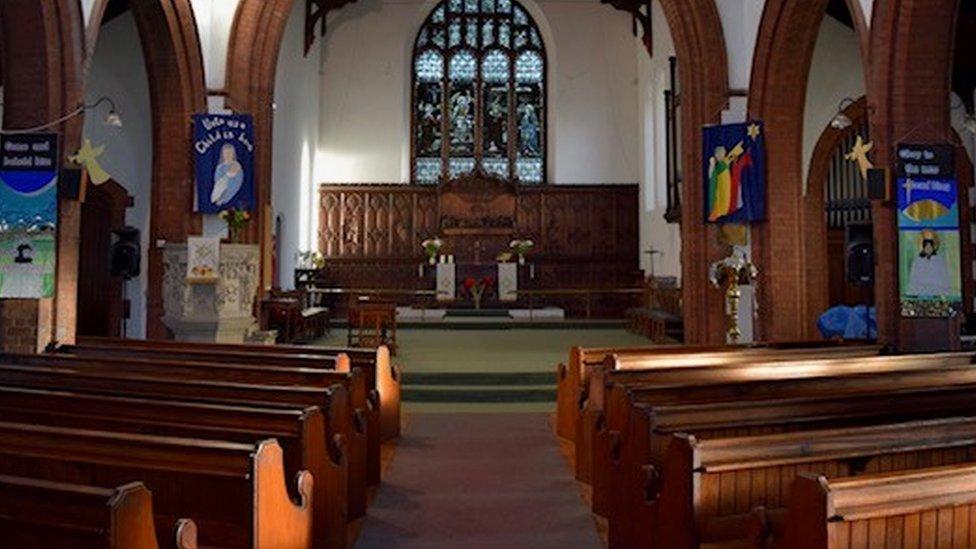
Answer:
[
  {"xmin": 0, "ymin": 133, "xmax": 59, "ymax": 298},
  {"xmin": 896, "ymin": 144, "xmax": 962, "ymax": 317}
]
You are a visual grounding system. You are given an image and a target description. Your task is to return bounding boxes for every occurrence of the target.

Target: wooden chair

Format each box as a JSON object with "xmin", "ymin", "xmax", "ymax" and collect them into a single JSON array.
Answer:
[
  {"xmin": 348, "ymin": 298, "xmax": 397, "ymax": 354},
  {"xmin": 262, "ymin": 288, "xmax": 331, "ymax": 343}
]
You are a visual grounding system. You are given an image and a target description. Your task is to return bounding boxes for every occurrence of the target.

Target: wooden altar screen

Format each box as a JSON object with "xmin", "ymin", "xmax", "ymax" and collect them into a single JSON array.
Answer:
[{"xmin": 316, "ymin": 176, "xmax": 640, "ymax": 317}]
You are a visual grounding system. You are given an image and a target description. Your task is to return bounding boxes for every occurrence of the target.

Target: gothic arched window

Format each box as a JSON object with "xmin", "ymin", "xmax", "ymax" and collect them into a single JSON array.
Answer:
[{"xmin": 412, "ymin": 0, "xmax": 547, "ymax": 185}]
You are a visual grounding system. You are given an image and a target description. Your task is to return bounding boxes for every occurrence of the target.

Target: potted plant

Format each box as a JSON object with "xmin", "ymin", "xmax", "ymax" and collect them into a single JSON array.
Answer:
[{"xmin": 219, "ymin": 207, "xmax": 251, "ymax": 243}]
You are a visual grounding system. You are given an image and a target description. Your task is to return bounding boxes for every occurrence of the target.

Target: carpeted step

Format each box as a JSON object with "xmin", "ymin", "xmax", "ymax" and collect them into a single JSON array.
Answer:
[
  {"xmin": 403, "ymin": 386, "xmax": 557, "ymax": 403},
  {"xmin": 402, "ymin": 371, "xmax": 554, "ymax": 386}
]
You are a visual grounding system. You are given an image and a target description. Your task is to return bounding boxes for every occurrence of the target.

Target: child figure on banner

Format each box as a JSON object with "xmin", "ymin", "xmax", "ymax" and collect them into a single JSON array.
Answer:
[
  {"xmin": 211, "ymin": 143, "xmax": 245, "ymax": 207},
  {"xmin": 907, "ymin": 229, "xmax": 952, "ymax": 297}
]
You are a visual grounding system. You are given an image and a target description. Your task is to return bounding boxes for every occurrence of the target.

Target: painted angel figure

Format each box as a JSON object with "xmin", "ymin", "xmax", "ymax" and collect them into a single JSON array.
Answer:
[{"xmin": 210, "ymin": 143, "xmax": 245, "ymax": 207}]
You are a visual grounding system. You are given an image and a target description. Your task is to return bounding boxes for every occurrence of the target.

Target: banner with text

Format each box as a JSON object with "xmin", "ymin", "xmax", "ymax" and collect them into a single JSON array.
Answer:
[
  {"xmin": 0, "ymin": 133, "xmax": 59, "ymax": 298},
  {"xmin": 896, "ymin": 143, "xmax": 962, "ymax": 317},
  {"xmin": 193, "ymin": 114, "xmax": 255, "ymax": 214}
]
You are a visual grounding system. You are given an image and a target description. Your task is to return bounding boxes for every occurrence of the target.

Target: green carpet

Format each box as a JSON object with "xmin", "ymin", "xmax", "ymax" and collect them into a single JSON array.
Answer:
[{"xmin": 313, "ymin": 327, "xmax": 651, "ymax": 412}]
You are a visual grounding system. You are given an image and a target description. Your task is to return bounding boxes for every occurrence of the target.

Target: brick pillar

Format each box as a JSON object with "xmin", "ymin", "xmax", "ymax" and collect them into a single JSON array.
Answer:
[{"xmin": 0, "ymin": 300, "xmax": 42, "ymax": 353}]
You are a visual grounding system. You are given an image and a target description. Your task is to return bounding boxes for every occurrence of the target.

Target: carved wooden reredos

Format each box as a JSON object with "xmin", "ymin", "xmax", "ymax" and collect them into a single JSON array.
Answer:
[
  {"xmin": 317, "ymin": 181, "xmax": 640, "ymax": 308},
  {"xmin": 437, "ymin": 172, "xmax": 518, "ymax": 233}
]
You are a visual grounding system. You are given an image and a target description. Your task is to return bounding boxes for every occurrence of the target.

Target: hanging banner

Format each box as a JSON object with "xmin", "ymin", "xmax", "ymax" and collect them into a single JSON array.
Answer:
[
  {"xmin": 896, "ymin": 143, "xmax": 962, "ymax": 317},
  {"xmin": 193, "ymin": 113, "xmax": 255, "ymax": 213},
  {"xmin": 702, "ymin": 121, "xmax": 767, "ymax": 224},
  {"xmin": 0, "ymin": 133, "xmax": 59, "ymax": 298}
]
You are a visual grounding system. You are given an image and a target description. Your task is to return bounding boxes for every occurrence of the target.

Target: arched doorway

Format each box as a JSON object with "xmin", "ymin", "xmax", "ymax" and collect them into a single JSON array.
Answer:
[{"xmin": 748, "ymin": 0, "xmax": 870, "ymax": 341}]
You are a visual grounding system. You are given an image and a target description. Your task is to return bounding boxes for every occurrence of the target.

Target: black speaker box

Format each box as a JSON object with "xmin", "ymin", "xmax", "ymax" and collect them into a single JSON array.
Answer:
[
  {"xmin": 846, "ymin": 222, "xmax": 874, "ymax": 285},
  {"xmin": 111, "ymin": 227, "xmax": 141, "ymax": 280},
  {"xmin": 867, "ymin": 168, "xmax": 889, "ymax": 201}
]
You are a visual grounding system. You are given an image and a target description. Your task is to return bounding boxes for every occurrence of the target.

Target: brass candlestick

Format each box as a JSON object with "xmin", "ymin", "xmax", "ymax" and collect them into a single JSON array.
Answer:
[{"xmin": 709, "ymin": 251, "xmax": 757, "ymax": 345}]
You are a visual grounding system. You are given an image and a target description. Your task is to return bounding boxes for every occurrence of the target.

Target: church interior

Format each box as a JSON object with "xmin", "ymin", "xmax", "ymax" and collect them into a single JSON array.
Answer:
[{"xmin": 2, "ymin": 0, "xmax": 976, "ymax": 547}]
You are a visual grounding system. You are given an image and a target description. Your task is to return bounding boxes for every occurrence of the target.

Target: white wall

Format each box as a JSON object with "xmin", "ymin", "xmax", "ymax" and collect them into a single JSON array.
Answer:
[
  {"xmin": 802, "ymin": 15, "xmax": 865, "ymax": 193},
  {"xmin": 636, "ymin": 0, "xmax": 680, "ymax": 280},
  {"xmin": 316, "ymin": 0, "xmax": 639, "ymax": 184},
  {"xmin": 272, "ymin": 4, "xmax": 323, "ymax": 288},
  {"xmin": 83, "ymin": 12, "xmax": 153, "ymax": 338}
]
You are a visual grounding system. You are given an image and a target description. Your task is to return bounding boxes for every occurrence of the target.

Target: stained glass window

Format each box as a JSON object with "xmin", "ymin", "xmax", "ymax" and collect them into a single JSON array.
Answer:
[{"xmin": 411, "ymin": 0, "xmax": 546, "ymax": 184}]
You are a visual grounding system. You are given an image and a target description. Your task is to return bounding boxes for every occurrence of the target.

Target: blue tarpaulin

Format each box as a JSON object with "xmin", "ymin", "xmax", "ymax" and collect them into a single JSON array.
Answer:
[{"xmin": 818, "ymin": 305, "xmax": 877, "ymax": 340}]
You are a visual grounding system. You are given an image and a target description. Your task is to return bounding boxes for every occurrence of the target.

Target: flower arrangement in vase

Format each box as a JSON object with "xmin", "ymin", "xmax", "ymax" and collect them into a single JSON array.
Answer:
[
  {"xmin": 296, "ymin": 250, "xmax": 326, "ymax": 269},
  {"xmin": 509, "ymin": 238, "xmax": 534, "ymax": 265},
  {"xmin": 421, "ymin": 236, "xmax": 443, "ymax": 265},
  {"xmin": 218, "ymin": 207, "xmax": 251, "ymax": 243},
  {"xmin": 462, "ymin": 276, "xmax": 495, "ymax": 309}
]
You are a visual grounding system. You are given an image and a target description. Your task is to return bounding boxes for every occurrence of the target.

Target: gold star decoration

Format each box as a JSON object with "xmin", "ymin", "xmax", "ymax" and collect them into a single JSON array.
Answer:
[
  {"xmin": 746, "ymin": 123, "xmax": 762, "ymax": 140},
  {"xmin": 844, "ymin": 135, "xmax": 875, "ymax": 180},
  {"xmin": 68, "ymin": 139, "xmax": 111, "ymax": 185}
]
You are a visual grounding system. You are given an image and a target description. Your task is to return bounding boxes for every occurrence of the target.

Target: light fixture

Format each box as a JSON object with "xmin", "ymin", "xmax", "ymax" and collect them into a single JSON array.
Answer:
[
  {"xmin": 963, "ymin": 114, "xmax": 976, "ymax": 135},
  {"xmin": 830, "ymin": 97, "xmax": 856, "ymax": 130},
  {"xmin": 948, "ymin": 94, "xmax": 976, "ymax": 135},
  {"xmin": 90, "ymin": 96, "xmax": 123, "ymax": 128},
  {"xmin": 0, "ymin": 95, "xmax": 122, "ymax": 134}
]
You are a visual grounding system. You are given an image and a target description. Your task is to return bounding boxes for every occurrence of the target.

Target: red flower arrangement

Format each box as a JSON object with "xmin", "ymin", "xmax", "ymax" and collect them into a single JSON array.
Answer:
[{"xmin": 462, "ymin": 276, "xmax": 494, "ymax": 309}]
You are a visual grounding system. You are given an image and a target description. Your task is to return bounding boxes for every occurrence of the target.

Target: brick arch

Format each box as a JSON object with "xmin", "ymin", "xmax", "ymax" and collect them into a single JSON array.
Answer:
[
  {"xmin": 226, "ymin": 0, "xmax": 297, "ymax": 292},
  {"xmin": 748, "ymin": 0, "xmax": 870, "ymax": 342},
  {"xmin": 85, "ymin": 0, "xmax": 208, "ymax": 338},
  {"xmin": 0, "ymin": 0, "xmax": 85, "ymax": 351},
  {"xmin": 867, "ymin": 0, "xmax": 963, "ymax": 348},
  {"xmin": 657, "ymin": 0, "xmax": 731, "ymax": 344},
  {"xmin": 804, "ymin": 96, "xmax": 867, "ymax": 311}
]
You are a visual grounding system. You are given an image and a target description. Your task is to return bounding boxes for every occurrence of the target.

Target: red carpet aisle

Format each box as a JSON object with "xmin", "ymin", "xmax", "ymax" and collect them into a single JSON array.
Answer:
[{"xmin": 355, "ymin": 413, "xmax": 602, "ymax": 548}]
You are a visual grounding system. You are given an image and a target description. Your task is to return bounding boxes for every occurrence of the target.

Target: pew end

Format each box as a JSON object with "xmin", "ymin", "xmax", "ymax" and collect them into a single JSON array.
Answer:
[
  {"xmin": 376, "ymin": 345, "xmax": 401, "ymax": 441},
  {"xmin": 174, "ymin": 518, "xmax": 199, "ymax": 549},
  {"xmin": 253, "ymin": 439, "xmax": 314, "ymax": 549}
]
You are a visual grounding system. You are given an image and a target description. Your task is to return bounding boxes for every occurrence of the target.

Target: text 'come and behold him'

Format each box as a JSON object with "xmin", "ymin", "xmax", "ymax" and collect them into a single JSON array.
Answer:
[
  {"xmin": 193, "ymin": 114, "xmax": 255, "ymax": 214},
  {"xmin": 0, "ymin": 134, "xmax": 58, "ymax": 299},
  {"xmin": 703, "ymin": 121, "xmax": 766, "ymax": 224}
]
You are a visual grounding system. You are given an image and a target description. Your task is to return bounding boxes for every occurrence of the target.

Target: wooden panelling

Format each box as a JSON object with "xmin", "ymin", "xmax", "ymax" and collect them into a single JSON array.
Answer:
[{"xmin": 316, "ymin": 184, "xmax": 641, "ymax": 316}]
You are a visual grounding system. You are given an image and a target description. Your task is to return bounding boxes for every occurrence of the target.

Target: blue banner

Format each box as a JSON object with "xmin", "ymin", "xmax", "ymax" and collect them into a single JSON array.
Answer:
[
  {"xmin": 702, "ymin": 121, "xmax": 766, "ymax": 224},
  {"xmin": 193, "ymin": 114, "xmax": 255, "ymax": 213},
  {"xmin": 0, "ymin": 133, "xmax": 59, "ymax": 298}
]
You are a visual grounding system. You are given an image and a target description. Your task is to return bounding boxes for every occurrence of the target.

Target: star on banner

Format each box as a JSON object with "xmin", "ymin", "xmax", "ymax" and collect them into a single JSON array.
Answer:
[{"xmin": 747, "ymin": 123, "xmax": 762, "ymax": 140}]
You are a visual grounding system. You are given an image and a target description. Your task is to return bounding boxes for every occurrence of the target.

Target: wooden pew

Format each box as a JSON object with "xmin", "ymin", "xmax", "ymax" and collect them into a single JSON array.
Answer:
[
  {"xmin": 783, "ymin": 465, "xmax": 976, "ymax": 549},
  {"xmin": 557, "ymin": 342, "xmax": 881, "ymax": 442},
  {"xmin": 0, "ymin": 361, "xmax": 371, "ymax": 521},
  {"xmin": 66, "ymin": 335, "xmax": 401, "ymax": 441},
  {"xmin": 654, "ymin": 417, "xmax": 976, "ymax": 548},
  {"xmin": 0, "ymin": 385, "xmax": 347, "ymax": 549},
  {"xmin": 599, "ymin": 384, "xmax": 976, "ymax": 547},
  {"xmin": 0, "ymin": 422, "xmax": 312, "ymax": 548},
  {"xmin": 575, "ymin": 344, "xmax": 884, "ymax": 483},
  {"xmin": 596, "ymin": 353, "xmax": 976, "ymax": 546},
  {"xmin": 2, "ymin": 351, "xmax": 380, "ymax": 493},
  {"xmin": 0, "ymin": 475, "xmax": 197, "ymax": 549}
]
